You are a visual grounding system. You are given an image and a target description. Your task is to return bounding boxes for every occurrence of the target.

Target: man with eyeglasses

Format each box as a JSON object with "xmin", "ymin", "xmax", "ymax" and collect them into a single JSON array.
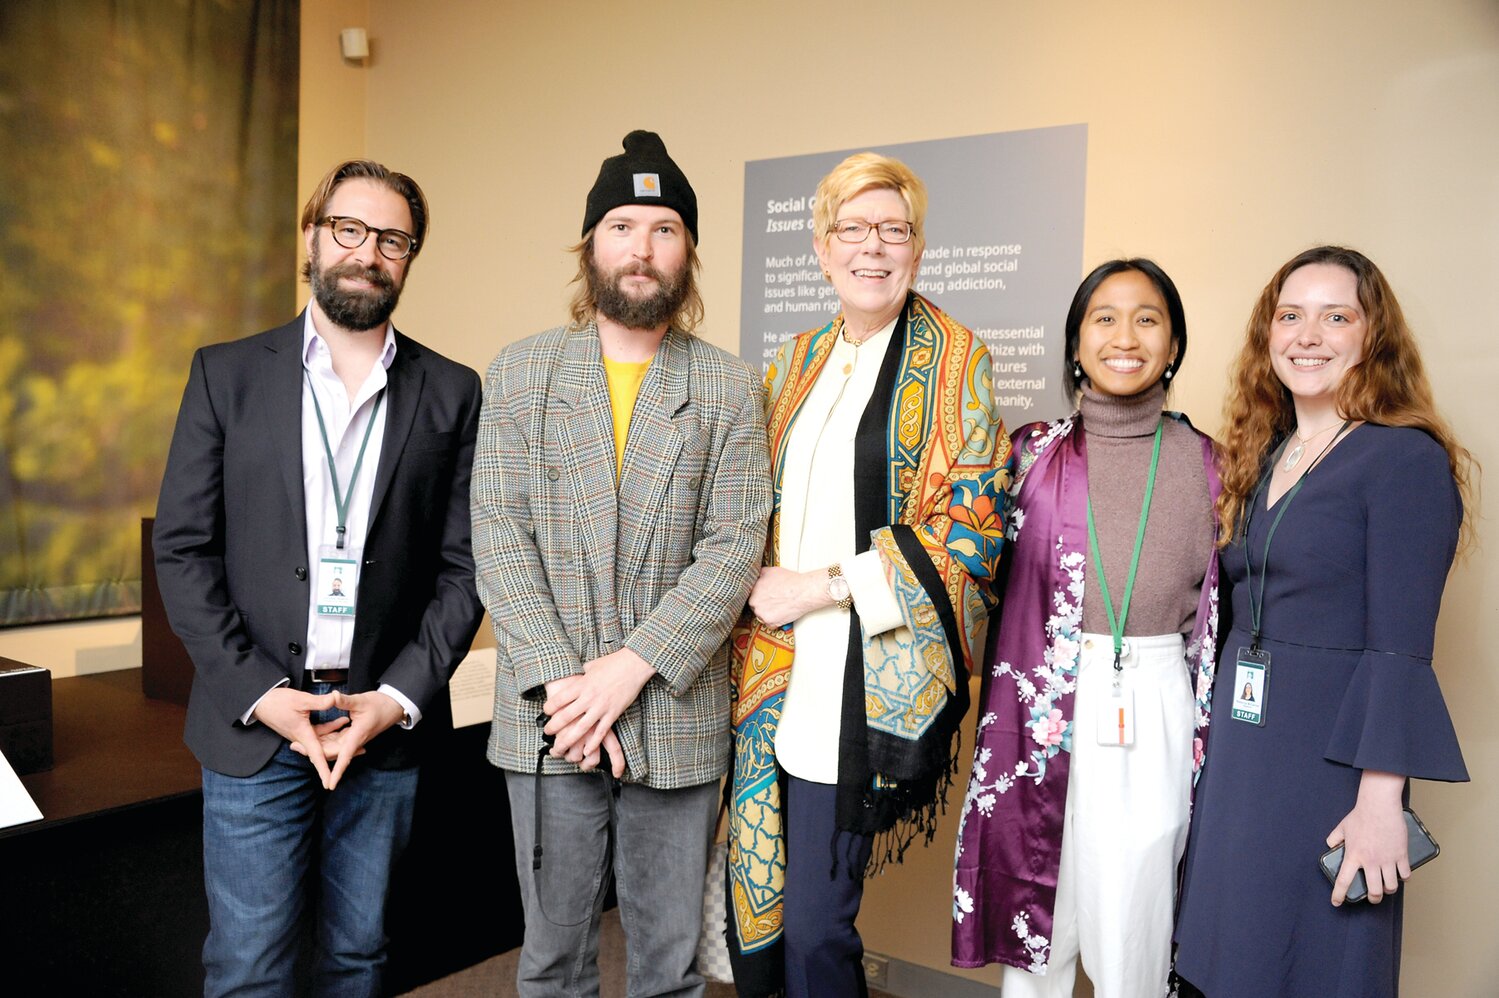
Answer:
[
  {"xmin": 153, "ymin": 159, "xmax": 483, "ymax": 997},
  {"xmin": 472, "ymin": 130, "xmax": 770, "ymax": 996}
]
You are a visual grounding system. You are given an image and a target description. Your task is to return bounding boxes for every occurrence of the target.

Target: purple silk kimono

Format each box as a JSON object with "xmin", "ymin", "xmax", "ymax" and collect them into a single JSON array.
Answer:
[{"xmin": 951, "ymin": 412, "xmax": 1221, "ymax": 972}]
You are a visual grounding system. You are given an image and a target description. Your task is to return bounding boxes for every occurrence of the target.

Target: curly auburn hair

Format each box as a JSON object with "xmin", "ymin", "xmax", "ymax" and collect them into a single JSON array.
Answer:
[{"xmin": 1216, "ymin": 246, "xmax": 1477, "ymax": 552}]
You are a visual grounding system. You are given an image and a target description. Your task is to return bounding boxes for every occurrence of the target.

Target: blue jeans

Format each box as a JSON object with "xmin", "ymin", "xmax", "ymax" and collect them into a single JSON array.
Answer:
[
  {"xmin": 200, "ymin": 731, "xmax": 419, "ymax": 998},
  {"xmin": 505, "ymin": 771, "xmax": 719, "ymax": 998}
]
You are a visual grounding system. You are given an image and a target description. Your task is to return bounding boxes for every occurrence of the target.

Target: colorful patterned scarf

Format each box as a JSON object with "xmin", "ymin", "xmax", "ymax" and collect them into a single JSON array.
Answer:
[{"xmin": 727, "ymin": 294, "xmax": 1012, "ymax": 995}]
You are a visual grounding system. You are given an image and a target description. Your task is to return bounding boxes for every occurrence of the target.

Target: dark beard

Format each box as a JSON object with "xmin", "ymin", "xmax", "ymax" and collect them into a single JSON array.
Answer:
[
  {"xmin": 309, "ymin": 241, "xmax": 403, "ymax": 331},
  {"xmin": 588, "ymin": 256, "xmax": 689, "ymax": 331}
]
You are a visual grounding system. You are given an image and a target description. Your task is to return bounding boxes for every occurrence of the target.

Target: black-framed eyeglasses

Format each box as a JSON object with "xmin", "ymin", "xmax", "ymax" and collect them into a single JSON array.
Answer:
[
  {"xmin": 318, "ymin": 216, "xmax": 418, "ymax": 261},
  {"xmin": 830, "ymin": 218, "xmax": 915, "ymax": 244}
]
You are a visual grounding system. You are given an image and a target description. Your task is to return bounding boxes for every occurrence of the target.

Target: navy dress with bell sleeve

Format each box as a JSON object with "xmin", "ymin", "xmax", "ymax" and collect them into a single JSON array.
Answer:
[{"xmin": 1175, "ymin": 424, "xmax": 1467, "ymax": 998}]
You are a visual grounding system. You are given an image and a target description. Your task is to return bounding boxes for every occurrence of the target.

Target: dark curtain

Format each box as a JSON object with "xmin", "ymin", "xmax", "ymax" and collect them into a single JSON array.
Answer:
[{"xmin": 0, "ymin": 0, "xmax": 300, "ymax": 625}]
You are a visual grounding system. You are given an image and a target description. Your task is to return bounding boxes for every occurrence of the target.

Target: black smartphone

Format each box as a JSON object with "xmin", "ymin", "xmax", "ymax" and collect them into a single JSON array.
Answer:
[{"xmin": 1318, "ymin": 808, "xmax": 1440, "ymax": 903}]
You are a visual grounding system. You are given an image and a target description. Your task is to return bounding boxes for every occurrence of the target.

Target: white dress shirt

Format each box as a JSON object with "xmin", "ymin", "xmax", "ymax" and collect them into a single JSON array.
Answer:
[
  {"xmin": 774, "ymin": 317, "xmax": 905, "ymax": 783},
  {"xmin": 243, "ymin": 312, "xmax": 419, "ymax": 727}
]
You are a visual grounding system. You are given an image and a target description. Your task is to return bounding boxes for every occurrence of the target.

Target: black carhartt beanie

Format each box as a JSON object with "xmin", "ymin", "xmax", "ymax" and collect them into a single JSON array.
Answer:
[{"xmin": 582, "ymin": 130, "xmax": 698, "ymax": 244}]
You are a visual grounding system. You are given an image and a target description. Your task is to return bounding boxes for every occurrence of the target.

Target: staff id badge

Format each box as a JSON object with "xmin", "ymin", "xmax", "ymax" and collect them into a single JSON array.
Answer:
[
  {"xmin": 1095, "ymin": 684, "xmax": 1135, "ymax": 746},
  {"xmin": 1231, "ymin": 648, "xmax": 1270, "ymax": 725},
  {"xmin": 316, "ymin": 547, "xmax": 359, "ymax": 618}
]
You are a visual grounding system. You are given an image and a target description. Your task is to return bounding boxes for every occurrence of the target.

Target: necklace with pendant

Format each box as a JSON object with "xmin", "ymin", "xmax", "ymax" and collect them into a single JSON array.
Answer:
[
  {"xmin": 1282, "ymin": 420, "xmax": 1341, "ymax": 471},
  {"xmin": 841, "ymin": 328, "xmax": 862, "ymax": 375}
]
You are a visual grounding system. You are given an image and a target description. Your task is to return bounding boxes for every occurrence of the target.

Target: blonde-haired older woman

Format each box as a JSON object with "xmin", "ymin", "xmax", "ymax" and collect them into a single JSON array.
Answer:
[{"xmin": 725, "ymin": 153, "xmax": 1012, "ymax": 998}]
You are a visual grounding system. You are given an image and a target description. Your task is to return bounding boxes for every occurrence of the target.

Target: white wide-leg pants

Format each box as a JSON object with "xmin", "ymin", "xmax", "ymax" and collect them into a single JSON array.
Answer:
[{"xmin": 1002, "ymin": 632, "xmax": 1195, "ymax": 998}]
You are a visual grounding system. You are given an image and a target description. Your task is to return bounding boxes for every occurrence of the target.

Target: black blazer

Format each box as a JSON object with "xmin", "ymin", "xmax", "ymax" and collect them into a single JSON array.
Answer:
[{"xmin": 153, "ymin": 315, "xmax": 483, "ymax": 777}]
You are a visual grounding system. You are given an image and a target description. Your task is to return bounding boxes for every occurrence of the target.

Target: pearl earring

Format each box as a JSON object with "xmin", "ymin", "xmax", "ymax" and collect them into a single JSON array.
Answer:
[
  {"xmin": 1072, "ymin": 361, "xmax": 1083, "ymax": 380},
  {"xmin": 1164, "ymin": 368, "xmax": 1174, "ymax": 381}
]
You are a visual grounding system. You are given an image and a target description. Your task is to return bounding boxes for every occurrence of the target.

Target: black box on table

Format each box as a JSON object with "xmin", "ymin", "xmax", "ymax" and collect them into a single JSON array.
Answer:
[{"xmin": 0, "ymin": 658, "xmax": 53, "ymax": 775}]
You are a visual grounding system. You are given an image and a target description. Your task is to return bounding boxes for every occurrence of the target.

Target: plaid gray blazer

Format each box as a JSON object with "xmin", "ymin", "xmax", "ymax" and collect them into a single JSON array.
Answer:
[{"xmin": 473, "ymin": 322, "xmax": 770, "ymax": 789}]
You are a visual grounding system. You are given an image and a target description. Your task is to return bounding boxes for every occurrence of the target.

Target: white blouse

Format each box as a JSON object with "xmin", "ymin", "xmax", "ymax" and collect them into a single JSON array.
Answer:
[{"xmin": 774, "ymin": 317, "xmax": 905, "ymax": 784}]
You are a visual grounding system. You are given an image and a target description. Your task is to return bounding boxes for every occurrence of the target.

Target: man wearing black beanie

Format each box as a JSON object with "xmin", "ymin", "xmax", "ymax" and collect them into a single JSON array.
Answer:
[
  {"xmin": 582, "ymin": 129, "xmax": 699, "ymax": 245},
  {"xmin": 472, "ymin": 131, "xmax": 771, "ymax": 996}
]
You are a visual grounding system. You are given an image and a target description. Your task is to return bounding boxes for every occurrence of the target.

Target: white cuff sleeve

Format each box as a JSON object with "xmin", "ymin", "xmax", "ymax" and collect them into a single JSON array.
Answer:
[
  {"xmin": 845, "ymin": 550, "xmax": 904, "ymax": 636},
  {"xmin": 378, "ymin": 684, "xmax": 421, "ymax": 729},
  {"xmin": 242, "ymin": 678, "xmax": 292, "ymax": 726}
]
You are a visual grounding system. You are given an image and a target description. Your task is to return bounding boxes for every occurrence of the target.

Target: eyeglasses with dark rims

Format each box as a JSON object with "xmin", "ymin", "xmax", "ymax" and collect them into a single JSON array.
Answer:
[
  {"xmin": 829, "ymin": 218, "xmax": 915, "ymax": 245},
  {"xmin": 318, "ymin": 215, "xmax": 418, "ymax": 261}
]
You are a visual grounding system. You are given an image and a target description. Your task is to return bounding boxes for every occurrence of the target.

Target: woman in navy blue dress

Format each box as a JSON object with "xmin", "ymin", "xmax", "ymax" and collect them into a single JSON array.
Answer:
[{"xmin": 1174, "ymin": 246, "xmax": 1475, "ymax": 997}]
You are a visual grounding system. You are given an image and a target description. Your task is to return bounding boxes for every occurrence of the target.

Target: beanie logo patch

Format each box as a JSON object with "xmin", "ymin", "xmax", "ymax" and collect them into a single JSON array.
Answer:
[{"xmin": 633, "ymin": 173, "xmax": 661, "ymax": 197}]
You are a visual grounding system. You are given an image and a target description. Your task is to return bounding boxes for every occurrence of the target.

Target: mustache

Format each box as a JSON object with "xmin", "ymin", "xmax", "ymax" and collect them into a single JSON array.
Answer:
[
  {"xmin": 324, "ymin": 260, "xmax": 394, "ymax": 290},
  {"xmin": 614, "ymin": 262, "xmax": 666, "ymax": 282}
]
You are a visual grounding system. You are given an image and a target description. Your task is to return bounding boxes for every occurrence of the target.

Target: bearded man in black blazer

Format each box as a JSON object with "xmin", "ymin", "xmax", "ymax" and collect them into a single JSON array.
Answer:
[{"xmin": 153, "ymin": 159, "xmax": 482, "ymax": 997}]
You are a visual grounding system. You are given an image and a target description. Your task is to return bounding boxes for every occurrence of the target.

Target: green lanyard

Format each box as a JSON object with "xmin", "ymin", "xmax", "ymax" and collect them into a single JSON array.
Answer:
[
  {"xmin": 1085, "ymin": 420, "xmax": 1163, "ymax": 677},
  {"xmin": 306, "ymin": 371, "xmax": 384, "ymax": 550},
  {"xmin": 1243, "ymin": 421, "xmax": 1349, "ymax": 650}
]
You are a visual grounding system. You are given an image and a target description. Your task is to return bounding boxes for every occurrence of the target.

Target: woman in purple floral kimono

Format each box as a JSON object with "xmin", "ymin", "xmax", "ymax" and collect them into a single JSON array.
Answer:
[{"xmin": 953, "ymin": 259, "xmax": 1221, "ymax": 998}]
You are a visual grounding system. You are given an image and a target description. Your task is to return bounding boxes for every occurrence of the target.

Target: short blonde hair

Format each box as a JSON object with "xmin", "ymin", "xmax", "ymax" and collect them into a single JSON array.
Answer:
[{"xmin": 811, "ymin": 152, "xmax": 928, "ymax": 256}]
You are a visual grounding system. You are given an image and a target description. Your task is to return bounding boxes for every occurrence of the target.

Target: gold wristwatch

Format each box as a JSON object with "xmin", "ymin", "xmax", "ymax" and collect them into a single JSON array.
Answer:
[{"xmin": 827, "ymin": 563, "xmax": 854, "ymax": 610}]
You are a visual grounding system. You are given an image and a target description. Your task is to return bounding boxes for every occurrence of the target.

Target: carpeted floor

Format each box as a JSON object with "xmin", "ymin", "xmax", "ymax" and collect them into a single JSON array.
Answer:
[{"xmin": 401, "ymin": 908, "xmax": 895, "ymax": 997}]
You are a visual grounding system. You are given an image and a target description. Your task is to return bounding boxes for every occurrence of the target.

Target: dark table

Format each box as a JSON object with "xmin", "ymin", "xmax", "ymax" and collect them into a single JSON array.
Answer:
[
  {"xmin": 0, "ymin": 669, "xmax": 519, "ymax": 997},
  {"xmin": 7, "ymin": 669, "xmax": 202, "ymax": 833}
]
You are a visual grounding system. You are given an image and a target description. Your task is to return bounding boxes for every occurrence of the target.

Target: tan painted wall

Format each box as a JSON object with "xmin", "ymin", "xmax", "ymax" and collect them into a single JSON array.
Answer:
[
  {"xmin": 352, "ymin": 0, "xmax": 1498, "ymax": 992},
  {"xmin": 5, "ymin": 0, "xmax": 1493, "ymax": 992},
  {"xmin": 296, "ymin": 0, "xmax": 369, "ymax": 306},
  {"xmin": 0, "ymin": 617, "xmax": 142, "ymax": 679}
]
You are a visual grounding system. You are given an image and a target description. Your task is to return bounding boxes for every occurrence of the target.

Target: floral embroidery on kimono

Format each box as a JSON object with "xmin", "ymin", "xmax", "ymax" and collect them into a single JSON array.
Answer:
[{"xmin": 951, "ymin": 412, "xmax": 1221, "ymax": 972}]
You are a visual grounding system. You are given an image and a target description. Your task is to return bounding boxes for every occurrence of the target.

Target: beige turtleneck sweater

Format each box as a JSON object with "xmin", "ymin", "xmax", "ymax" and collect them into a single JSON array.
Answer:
[{"xmin": 1079, "ymin": 382, "xmax": 1215, "ymax": 638}]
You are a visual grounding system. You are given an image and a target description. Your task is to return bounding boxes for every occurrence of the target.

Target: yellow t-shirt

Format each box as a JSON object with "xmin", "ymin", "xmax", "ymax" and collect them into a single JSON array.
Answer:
[{"xmin": 603, "ymin": 356, "xmax": 652, "ymax": 481}]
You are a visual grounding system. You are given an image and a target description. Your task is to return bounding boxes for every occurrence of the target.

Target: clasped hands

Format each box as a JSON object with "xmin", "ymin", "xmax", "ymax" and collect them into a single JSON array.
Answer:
[
  {"xmin": 254, "ymin": 686, "xmax": 406, "ymax": 791},
  {"xmin": 541, "ymin": 647, "xmax": 656, "ymax": 779}
]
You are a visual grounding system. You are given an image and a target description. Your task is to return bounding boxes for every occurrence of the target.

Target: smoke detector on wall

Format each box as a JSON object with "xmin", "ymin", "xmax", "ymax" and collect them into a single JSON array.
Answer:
[{"xmin": 340, "ymin": 28, "xmax": 369, "ymax": 62}]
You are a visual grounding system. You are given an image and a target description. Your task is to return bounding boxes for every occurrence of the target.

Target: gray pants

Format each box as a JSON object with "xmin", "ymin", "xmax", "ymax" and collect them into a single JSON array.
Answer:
[{"xmin": 505, "ymin": 770, "xmax": 719, "ymax": 998}]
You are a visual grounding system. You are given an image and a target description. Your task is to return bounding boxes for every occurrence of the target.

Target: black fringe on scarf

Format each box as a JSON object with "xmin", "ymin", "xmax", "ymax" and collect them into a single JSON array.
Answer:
[
  {"xmin": 859, "ymin": 728, "xmax": 965, "ymax": 877},
  {"xmin": 832, "ymin": 299, "xmax": 975, "ymax": 876}
]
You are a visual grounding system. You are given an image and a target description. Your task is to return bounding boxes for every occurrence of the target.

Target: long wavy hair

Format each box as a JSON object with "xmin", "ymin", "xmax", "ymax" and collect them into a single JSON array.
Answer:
[{"xmin": 1217, "ymin": 246, "xmax": 1477, "ymax": 552}]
